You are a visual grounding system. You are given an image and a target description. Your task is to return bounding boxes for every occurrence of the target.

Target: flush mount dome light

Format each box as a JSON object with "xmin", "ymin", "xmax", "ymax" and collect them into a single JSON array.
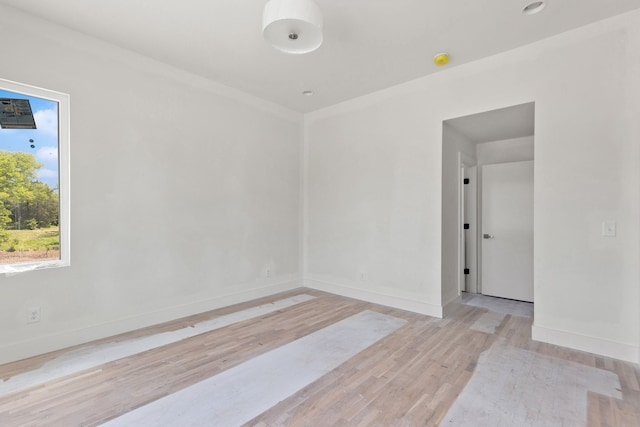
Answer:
[
  {"xmin": 522, "ymin": 1, "xmax": 546, "ymax": 15},
  {"xmin": 263, "ymin": 0, "xmax": 323, "ymax": 54}
]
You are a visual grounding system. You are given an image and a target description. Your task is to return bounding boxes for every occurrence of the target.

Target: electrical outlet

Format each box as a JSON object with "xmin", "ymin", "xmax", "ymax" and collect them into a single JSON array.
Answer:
[
  {"xmin": 28, "ymin": 307, "xmax": 41, "ymax": 323},
  {"xmin": 602, "ymin": 220, "xmax": 616, "ymax": 237}
]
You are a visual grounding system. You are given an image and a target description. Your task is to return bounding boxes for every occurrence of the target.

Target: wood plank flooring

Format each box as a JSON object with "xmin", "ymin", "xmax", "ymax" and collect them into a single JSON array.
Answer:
[{"xmin": 0, "ymin": 289, "xmax": 638, "ymax": 426}]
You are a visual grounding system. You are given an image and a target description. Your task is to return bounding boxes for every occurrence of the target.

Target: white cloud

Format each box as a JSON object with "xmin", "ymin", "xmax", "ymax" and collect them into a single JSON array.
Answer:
[
  {"xmin": 37, "ymin": 168, "xmax": 57, "ymax": 180},
  {"xmin": 33, "ymin": 108, "xmax": 58, "ymax": 136},
  {"xmin": 36, "ymin": 146, "xmax": 58, "ymax": 165}
]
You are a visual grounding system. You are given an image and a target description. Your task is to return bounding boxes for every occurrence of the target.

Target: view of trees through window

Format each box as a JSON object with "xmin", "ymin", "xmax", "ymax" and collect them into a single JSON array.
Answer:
[{"xmin": 0, "ymin": 89, "xmax": 59, "ymax": 265}]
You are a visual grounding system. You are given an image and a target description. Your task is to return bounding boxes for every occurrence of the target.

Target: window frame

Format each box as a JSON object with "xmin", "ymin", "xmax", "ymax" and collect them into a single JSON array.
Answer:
[{"xmin": 0, "ymin": 78, "xmax": 70, "ymax": 274}]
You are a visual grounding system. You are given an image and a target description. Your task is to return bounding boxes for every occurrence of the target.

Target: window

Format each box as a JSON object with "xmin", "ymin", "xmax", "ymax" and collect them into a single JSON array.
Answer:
[{"xmin": 0, "ymin": 78, "xmax": 69, "ymax": 273}]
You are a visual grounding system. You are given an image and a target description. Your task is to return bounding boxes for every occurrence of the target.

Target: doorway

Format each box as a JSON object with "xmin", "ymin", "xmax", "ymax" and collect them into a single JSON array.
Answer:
[{"xmin": 442, "ymin": 102, "xmax": 535, "ymax": 305}]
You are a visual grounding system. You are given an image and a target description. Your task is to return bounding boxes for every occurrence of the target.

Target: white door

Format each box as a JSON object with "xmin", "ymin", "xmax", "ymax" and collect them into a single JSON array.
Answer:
[{"xmin": 481, "ymin": 160, "xmax": 533, "ymax": 302}]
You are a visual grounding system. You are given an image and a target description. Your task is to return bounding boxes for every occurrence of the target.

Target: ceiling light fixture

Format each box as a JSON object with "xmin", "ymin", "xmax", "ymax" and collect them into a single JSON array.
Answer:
[
  {"xmin": 263, "ymin": 0, "xmax": 323, "ymax": 54},
  {"xmin": 522, "ymin": 1, "xmax": 546, "ymax": 15},
  {"xmin": 433, "ymin": 53, "xmax": 450, "ymax": 67}
]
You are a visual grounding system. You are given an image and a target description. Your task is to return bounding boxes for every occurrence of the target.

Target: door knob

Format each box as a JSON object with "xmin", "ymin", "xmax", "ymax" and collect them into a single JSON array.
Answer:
[{"xmin": 483, "ymin": 234, "xmax": 494, "ymax": 239}]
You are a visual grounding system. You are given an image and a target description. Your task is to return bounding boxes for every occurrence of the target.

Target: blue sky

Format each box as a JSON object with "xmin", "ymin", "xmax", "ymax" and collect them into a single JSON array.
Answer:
[{"xmin": 0, "ymin": 89, "xmax": 59, "ymax": 190}]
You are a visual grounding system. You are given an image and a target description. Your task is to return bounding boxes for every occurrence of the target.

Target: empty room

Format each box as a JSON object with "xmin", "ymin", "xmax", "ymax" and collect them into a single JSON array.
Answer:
[{"xmin": 0, "ymin": 1, "xmax": 639, "ymax": 426}]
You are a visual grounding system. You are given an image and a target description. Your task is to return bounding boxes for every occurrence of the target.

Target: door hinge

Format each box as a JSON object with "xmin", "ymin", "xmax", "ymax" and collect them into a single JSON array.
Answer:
[
  {"xmin": 464, "ymin": 178, "xmax": 470, "ymax": 184},
  {"xmin": 464, "ymin": 268, "xmax": 470, "ymax": 275},
  {"xmin": 463, "ymin": 223, "xmax": 469, "ymax": 230}
]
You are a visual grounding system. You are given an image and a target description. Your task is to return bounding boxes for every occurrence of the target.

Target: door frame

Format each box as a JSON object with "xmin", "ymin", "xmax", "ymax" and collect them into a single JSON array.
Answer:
[{"xmin": 458, "ymin": 152, "xmax": 478, "ymax": 294}]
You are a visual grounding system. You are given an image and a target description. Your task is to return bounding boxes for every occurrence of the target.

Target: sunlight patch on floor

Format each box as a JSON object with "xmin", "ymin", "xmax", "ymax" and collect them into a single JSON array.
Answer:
[
  {"xmin": 101, "ymin": 310, "xmax": 407, "ymax": 427},
  {"xmin": 443, "ymin": 340, "xmax": 621, "ymax": 426},
  {"xmin": 0, "ymin": 294, "xmax": 316, "ymax": 397}
]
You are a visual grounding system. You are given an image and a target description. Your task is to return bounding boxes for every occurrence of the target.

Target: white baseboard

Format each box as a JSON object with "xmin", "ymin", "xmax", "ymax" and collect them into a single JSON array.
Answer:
[
  {"xmin": 0, "ymin": 278, "xmax": 302, "ymax": 365},
  {"xmin": 532, "ymin": 324, "xmax": 639, "ymax": 364},
  {"xmin": 305, "ymin": 278, "xmax": 443, "ymax": 318}
]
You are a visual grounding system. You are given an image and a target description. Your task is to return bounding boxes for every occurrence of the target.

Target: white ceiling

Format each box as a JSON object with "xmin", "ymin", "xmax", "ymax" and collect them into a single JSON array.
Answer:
[
  {"xmin": 1, "ymin": 0, "xmax": 639, "ymax": 113},
  {"xmin": 445, "ymin": 102, "xmax": 535, "ymax": 144}
]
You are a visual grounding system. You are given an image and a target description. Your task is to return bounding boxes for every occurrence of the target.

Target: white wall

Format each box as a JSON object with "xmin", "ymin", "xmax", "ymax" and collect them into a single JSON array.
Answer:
[
  {"xmin": 305, "ymin": 10, "xmax": 640, "ymax": 362},
  {"xmin": 0, "ymin": 6, "xmax": 303, "ymax": 364},
  {"xmin": 303, "ymin": 102, "xmax": 443, "ymax": 314}
]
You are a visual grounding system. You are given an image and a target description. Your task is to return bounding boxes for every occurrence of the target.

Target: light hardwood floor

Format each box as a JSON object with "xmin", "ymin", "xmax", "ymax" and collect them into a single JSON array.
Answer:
[{"xmin": 0, "ymin": 289, "xmax": 638, "ymax": 426}]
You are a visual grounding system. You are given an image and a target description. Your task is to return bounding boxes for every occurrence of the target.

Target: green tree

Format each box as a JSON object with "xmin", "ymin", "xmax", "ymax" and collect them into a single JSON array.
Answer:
[
  {"xmin": 20, "ymin": 182, "xmax": 59, "ymax": 227},
  {"xmin": 0, "ymin": 151, "xmax": 58, "ymax": 230}
]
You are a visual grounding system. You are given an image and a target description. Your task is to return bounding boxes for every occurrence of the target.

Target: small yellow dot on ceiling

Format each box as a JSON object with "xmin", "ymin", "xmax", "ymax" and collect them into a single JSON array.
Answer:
[{"xmin": 433, "ymin": 53, "xmax": 450, "ymax": 67}]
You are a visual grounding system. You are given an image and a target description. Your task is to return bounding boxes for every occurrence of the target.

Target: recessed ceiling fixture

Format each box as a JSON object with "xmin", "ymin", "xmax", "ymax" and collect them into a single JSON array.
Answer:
[
  {"xmin": 433, "ymin": 53, "xmax": 450, "ymax": 67},
  {"xmin": 263, "ymin": 0, "xmax": 323, "ymax": 54},
  {"xmin": 522, "ymin": 1, "xmax": 546, "ymax": 15},
  {"xmin": 302, "ymin": 90, "xmax": 314, "ymax": 96}
]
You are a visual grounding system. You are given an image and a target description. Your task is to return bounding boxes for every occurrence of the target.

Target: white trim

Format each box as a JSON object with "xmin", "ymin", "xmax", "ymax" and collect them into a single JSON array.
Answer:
[
  {"xmin": 457, "ymin": 152, "xmax": 464, "ymax": 295},
  {"xmin": 0, "ymin": 278, "xmax": 302, "ymax": 365},
  {"xmin": 532, "ymin": 324, "xmax": 639, "ymax": 364},
  {"xmin": 459, "ymin": 153, "xmax": 478, "ymax": 295},
  {"xmin": 305, "ymin": 278, "xmax": 443, "ymax": 318},
  {"xmin": 300, "ymin": 116, "xmax": 309, "ymax": 280}
]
